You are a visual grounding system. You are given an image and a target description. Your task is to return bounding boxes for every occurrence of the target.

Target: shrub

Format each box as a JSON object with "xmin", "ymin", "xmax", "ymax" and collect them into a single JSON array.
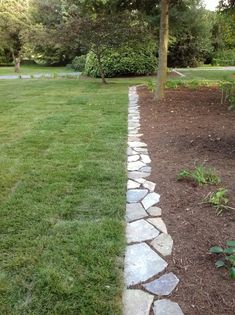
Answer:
[
  {"xmin": 220, "ymin": 80, "xmax": 235, "ymax": 110},
  {"xmin": 212, "ymin": 50, "xmax": 235, "ymax": 66},
  {"xmin": 85, "ymin": 46, "xmax": 157, "ymax": 78},
  {"xmin": 71, "ymin": 55, "xmax": 86, "ymax": 72}
]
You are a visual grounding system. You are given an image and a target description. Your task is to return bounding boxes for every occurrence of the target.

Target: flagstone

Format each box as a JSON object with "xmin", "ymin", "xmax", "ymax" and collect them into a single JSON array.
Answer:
[
  {"xmin": 126, "ymin": 219, "xmax": 160, "ymax": 243},
  {"xmin": 142, "ymin": 192, "xmax": 160, "ymax": 209}
]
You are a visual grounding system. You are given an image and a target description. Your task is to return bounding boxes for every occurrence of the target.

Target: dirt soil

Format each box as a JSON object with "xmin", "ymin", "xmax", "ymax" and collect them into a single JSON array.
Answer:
[{"xmin": 139, "ymin": 86, "xmax": 235, "ymax": 315}]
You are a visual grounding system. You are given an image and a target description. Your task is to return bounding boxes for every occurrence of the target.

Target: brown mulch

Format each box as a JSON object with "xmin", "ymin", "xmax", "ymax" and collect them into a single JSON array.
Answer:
[{"xmin": 139, "ymin": 86, "xmax": 235, "ymax": 315}]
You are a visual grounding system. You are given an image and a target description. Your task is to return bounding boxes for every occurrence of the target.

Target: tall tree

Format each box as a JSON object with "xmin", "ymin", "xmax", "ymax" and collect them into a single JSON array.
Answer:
[
  {"xmin": 0, "ymin": 0, "xmax": 31, "ymax": 71},
  {"xmin": 155, "ymin": 0, "xmax": 169, "ymax": 100}
]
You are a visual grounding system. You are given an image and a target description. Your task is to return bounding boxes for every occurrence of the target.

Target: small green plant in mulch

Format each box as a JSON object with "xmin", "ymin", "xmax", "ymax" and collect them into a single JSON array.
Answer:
[
  {"xmin": 210, "ymin": 240, "xmax": 235, "ymax": 279},
  {"xmin": 177, "ymin": 164, "xmax": 221, "ymax": 186},
  {"xmin": 203, "ymin": 188, "xmax": 235, "ymax": 215},
  {"xmin": 220, "ymin": 80, "xmax": 235, "ymax": 110},
  {"xmin": 146, "ymin": 80, "xmax": 155, "ymax": 93}
]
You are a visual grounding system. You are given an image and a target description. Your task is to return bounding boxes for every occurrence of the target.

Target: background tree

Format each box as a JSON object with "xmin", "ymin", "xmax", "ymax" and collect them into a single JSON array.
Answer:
[{"xmin": 0, "ymin": 0, "xmax": 31, "ymax": 71}]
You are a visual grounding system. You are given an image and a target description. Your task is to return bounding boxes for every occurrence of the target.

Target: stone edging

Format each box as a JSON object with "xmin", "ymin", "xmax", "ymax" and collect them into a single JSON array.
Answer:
[{"xmin": 123, "ymin": 86, "xmax": 184, "ymax": 315}]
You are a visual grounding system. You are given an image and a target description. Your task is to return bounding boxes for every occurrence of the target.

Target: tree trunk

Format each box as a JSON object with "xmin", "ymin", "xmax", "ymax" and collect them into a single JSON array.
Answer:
[
  {"xmin": 11, "ymin": 50, "xmax": 21, "ymax": 73},
  {"xmin": 155, "ymin": 0, "xmax": 169, "ymax": 100},
  {"xmin": 97, "ymin": 55, "xmax": 107, "ymax": 84}
]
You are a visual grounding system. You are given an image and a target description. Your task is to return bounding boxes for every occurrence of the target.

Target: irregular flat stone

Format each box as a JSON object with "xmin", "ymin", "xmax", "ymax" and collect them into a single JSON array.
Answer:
[
  {"xmin": 127, "ymin": 147, "xmax": 137, "ymax": 156},
  {"xmin": 128, "ymin": 141, "xmax": 147, "ymax": 148},
  {"xmin": 125, "ymin": 243, "xmax": 168, "ymax": 286},
  {"xmin": 123, "ymin": 289, "xmax": 154, "ymax": 315},
  {"xmin": 134, "ymin": 147, "xmax": 148, "ymax": 153},
  {"xmin": 128, "ymin": 155, "xmax": 140, "ymax": 162},
  {"xmin": 140, "ymin": 166, "xmax": 152, "ymax": 173},
  {"xmin": 126, "ymin": 203, "xmax": 148, "ymax": 222},
  {"xmin": 127, "ymin": 189, "xmax": 148, "ymax": 203},
  {"xmin": 151, "ymin": 233, "xmax": 173, "ymax": 256},
  {"xmin": 128, "ymin": 137, "xmax": 141, "ymax": 142},
  {"xmin": 128, "ymin": 172, "xmax": 150, "ymax": 180},
  {"xmin": 142, "ymin": 192, "xmax": 160, "ymax": 209},
  {"xmin": 134, "ymin": 178, "xmax": 146, "ymax": 184},
  {"xmin": 128, "ymin": 161, "xmax": 146, "ymax": 171},
  {"xmin": 143, "ymin": 273, "xmax": 179, "ymax": 296},
  {"xmin": 140, "ymin": 154, "xmax": 151, "ymax": 164},
  {"xmin": 153, "ymin": 299, "xmax": 184, "ymax": 315},
  {"xmin": 147, "ymin": 218, "xmax": 168, "ymax": 234},
  {"xmin": 127, "ymin": 180, "xmax": 141, "ymax": 189},
  {"xmin": 147, "ymin": 207, "xmax": 162, "ymax": 216},
  {"xmin": 143, "ymin": 180, "xmax": 156, "ymax": 192},
  {"xmin": 126, "ymin": 219, "xmax": 160, "ymax": 243}
]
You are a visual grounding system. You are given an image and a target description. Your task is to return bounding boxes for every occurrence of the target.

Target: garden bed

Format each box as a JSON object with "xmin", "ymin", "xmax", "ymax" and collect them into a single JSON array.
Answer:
[{"xmin": 139, "ymin": 86, "xmax": 235, "ymax": 315}]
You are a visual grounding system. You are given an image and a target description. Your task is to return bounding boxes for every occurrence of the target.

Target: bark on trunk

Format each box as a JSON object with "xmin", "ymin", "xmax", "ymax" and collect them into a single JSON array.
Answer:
[
  {"xmin": 155, "ymin": 0, "xmax": 169, "ymax": 100},
  {"xmin": 11, "ymin": 51, "xmax": 21, "ymax": 73},
  {"xmin": 97, "ymin": 55, "xmax": 107, "ymax": 84}
]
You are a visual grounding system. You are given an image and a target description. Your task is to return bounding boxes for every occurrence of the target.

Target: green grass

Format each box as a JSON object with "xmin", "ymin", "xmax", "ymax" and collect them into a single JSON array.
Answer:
[
  {"xmin": 0, "ymin": 78, "xmax": 129, "ymax": 314},
  {"xmin": 0, "ymin": 65, "xmax": 72, "ymax": 75},
  {"xmin": 174, "ymin": 69, "xmax": 235, "ymax": 81}
]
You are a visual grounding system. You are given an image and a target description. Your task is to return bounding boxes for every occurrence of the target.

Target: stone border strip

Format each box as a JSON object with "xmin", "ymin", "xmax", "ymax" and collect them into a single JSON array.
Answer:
[{"xmin": 123, "ymin": 86, "xmax": 184, "ymax": 315}]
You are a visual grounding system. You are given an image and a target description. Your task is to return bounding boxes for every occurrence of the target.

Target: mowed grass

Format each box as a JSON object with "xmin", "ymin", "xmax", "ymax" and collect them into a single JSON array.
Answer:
[
  {"xmin": 0, "ymin": 79, "xmax": 128, "ymax": 314},
  {"xmin": 174, "ymin": 69, "xmax": 235, "ymax": 81},
  {"xmin": 0, "ymin": 65, "xmax": 72, "ymax": 75}
]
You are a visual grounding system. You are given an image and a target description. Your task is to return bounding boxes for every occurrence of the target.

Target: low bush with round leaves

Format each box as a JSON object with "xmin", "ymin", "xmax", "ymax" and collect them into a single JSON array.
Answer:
[{"xmin": 85, "ymin": 46, "xmax": 157, "ymax": 78}]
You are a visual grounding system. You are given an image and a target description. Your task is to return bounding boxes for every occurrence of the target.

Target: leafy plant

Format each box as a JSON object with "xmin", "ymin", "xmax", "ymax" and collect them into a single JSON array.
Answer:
[
  {"xmin": 146, "ymin": 80, "xmax": 155, "ymax": 93},
  {"xmin": 85, "ymin": 45, "xmax": 157, "ymax": 78},
  {"xmin": 220, "ymin": 80, "xmax": 235, "ymax": 110},
  {"xmin": 203, "ymin": 188, "xmax": 235, "ymax": 215},
  {"xmin": 177, "ymin": 165, "xmax": 221, "ymax": 186},
  {"xmin": 210, "ymin": 240, "xmax": 235, "ymax": 279},
  {"xmin": 71, "ymin": 55, "xmax": 87, "ymax": 72}
]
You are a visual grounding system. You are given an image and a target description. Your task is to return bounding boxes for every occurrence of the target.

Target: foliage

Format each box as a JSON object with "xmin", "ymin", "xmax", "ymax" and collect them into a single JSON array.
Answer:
[
  {"xmin": 220, "ymin": 80, "xmax": 235, "ymax": 110},
  {"xmin": 212, "ymin": 50, "xmax": 235, "ymax": 66},
  {"xmin": 71, "ymin": 55, "xmax": 86, "ymax": 72},
  {"xmin": 203, "ymin": 188, "xmax": 235, "ymax": 215},
  {"xmin": 177, "ymin": 165, "xmax": 221, "ymax": 186},
  {"xmin": 85, "ymin": 46, "xmax": 157, "ymax": 78},
  {"xmin": 146, "ymin": 80, "xmax": 156, "ymax": 92},
  {"xmin": 168, "ymin": 3, "xmax": 213, "ymax": 67},
  {"xmin": 210, "ymin": 240, "xmax": 235, "ymax": 279}
]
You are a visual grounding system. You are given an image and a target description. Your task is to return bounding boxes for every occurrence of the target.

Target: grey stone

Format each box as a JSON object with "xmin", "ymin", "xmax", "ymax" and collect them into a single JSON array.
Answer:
[
  {"xmin": 153, "ymin": 299, "xmax": 184, "ymax": 315},
  {"xmin": 125, "ymin": 243, "xmax": 168, "ymax": 286},
  {"xmin": 127, "ymin": 189, "xmax": 148, "ymax": 203},
  {"xmin": 127, "ymin": 147, "xmax": 137, "ymax": 156},
  {"xmin": 128, "ymin": 141, "xmax": 147, "ymax": 148},
  {"xmin": 134, "ymin": 147, "xmax": 148, "ymax": 153},
  {"xmin": 128, "ymin": 155, "xmax": 140, "ymax": 162},
  {"xmin": 142, "ymin": 192, "xmax": 160, "ymax": 209},
  {"xmin": 128, "ymin": 161, "xmax": 146, "ymax": 171},
  {"xmin": 134, "ymin": 178, "xmax": 146, "ymax": 184},
  {"xmin": 147, "ymin": 207, "xmax": 162, "ymax": 216},
  {"xmin": 140, "ymin": 154, "xmax": 151, "ymax": 164},
  {"xmin": 123, "ymin": 289, "xmax": 154, "ymax": 315},
  {"xmin": 140, "ymin": 166, "xmax": 152, "ymax": 173},
  {"xmin": 127, "ymin": 180, "xmax": 141, "ymax": 189},
  {"xmin": 143, "ymin": 180, "xmax": 156, "ymax": 192},
  {"xmin": 151, "ymin": 233, "xmax": 173, "ymax": 256},
  {"xmin": 128, "ymin": 172, "xmax": 150, "ymax": 180},
  {"xmin": 126, "ymin": 219, "xmax": 160, "ymax": 243},
  {"xmin": 126, "ymin": 203, "xmax": 147, "ymax": 222},
  {"xmin": 147, "ymin": 218, "xmax": 168, "ymax": 234},
  {"xmin": 143, "ymin": 273, "xmax": 179, "ymax": 296},
  {"xmin": 128, "ymin": 137, "xmax": 141, "ymax": 142}
]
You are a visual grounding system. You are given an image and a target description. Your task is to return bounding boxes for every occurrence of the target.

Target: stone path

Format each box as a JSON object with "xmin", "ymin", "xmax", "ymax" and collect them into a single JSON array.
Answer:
[
  {"xmin": 123, "ymin": 86, "xmax": 184, "ymax": 315},
  {"xmin": 0, "ymin": 72, "xmax": 81, "ymax": 80}
]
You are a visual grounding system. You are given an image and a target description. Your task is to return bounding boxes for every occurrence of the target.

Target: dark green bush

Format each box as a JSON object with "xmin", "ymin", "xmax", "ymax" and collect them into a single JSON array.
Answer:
[
  {"xmin": 212, "ymin": 50, "xmax": 235, "ymax": 66},
  {"xmin": 85, "ymin": 46, "xmax": 157, "ymax": 78},
  {"xmin": 71, "ymin": 55, "xmax": 86, "ymax": 71}
]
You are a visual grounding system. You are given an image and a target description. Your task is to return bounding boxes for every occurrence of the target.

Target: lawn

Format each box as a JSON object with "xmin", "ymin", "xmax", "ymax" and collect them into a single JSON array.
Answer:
[
  {"xmin": 174, "ymin": 69, "xmax": 235, "ymax": 81},
  {"xmin": 0, "ymin": 78, "xmax": 129, "ymax": 314},
  {"xmin": 0, "ymin": 65, "xmax": 72, "ymax": 76}
]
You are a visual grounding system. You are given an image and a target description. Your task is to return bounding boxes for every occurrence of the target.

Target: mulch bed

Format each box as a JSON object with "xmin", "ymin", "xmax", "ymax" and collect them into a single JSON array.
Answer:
[{"xmin": 139, "ymin": 86, "xmax": 235, "ymax": 315}]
